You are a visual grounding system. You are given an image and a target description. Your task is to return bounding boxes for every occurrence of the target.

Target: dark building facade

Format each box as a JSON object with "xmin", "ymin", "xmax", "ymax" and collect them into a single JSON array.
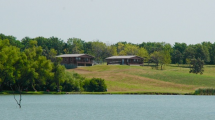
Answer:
[
  {"xmin": 105, "ymin": 55, "xmax": 143, "ymax": 65},
  {"xmin": 56, "ymin": 54, "xmax": 94, "ymax": 69}
]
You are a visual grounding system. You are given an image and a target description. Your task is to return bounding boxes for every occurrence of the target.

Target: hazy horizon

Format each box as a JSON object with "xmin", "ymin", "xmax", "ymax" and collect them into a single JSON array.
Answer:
[{"xmin": 0, "ymin": 0, "xmax": 215, "ymax": 45}]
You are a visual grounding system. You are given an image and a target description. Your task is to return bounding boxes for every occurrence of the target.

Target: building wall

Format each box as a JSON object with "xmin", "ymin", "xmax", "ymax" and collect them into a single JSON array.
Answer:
[
  {"xmin": 62, "ymin": 63, "xmax": 78, "ymax": 69},
  {"xmin": 107, "ymin": 58, "xmax": 143, "ymax": 65},
  {"xmin": 60, "ymin": 56, "xmax": 93, "ymax": 68}
]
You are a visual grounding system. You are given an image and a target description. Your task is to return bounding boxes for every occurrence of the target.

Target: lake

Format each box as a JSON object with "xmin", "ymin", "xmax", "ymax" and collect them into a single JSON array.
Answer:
[{"xmin": 0, "ymin": 95, "xmax": 215, "ymax": 120}]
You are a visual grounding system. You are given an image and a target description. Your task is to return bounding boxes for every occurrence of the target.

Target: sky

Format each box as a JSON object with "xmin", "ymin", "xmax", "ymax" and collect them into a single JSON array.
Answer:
[{"xmin": 0, "ymin": 0, "xmax": 215, "ymax": 45}]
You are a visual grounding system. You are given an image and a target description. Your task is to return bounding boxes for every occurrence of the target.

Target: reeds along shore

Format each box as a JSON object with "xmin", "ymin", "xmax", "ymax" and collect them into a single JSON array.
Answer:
[{"xmin": 194, "ymin": 88, "xmax": 215, "ymax": 95}]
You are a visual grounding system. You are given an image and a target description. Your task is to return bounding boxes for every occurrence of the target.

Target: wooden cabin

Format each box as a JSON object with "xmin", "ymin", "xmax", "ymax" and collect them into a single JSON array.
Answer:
[
  {"xmin": 56, "ymin": 54, "xmax": 94, "ymax": 69},
  {"xmin": 105, "ymin": 55, "xmax": 143, "ymax": 65}
]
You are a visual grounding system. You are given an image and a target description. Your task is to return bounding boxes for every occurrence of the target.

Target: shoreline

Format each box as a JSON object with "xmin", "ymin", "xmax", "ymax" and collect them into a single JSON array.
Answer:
[
  {"xmin": 1, "ymin": 88, "xmax": 214, "ymax": 95},
  {"xmin": 0, "ymin": 91, "xmax": 194, "ymax": 95}
]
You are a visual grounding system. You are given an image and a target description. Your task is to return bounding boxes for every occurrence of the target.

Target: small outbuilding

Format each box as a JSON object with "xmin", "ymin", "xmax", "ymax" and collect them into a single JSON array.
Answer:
[
  {"xmin": 105, "ymin": 55, "xmax": 143, "ymax": 65},
  {"xmin": 56, "ymin": 54, "xmax": 94, "ymax": 69}
]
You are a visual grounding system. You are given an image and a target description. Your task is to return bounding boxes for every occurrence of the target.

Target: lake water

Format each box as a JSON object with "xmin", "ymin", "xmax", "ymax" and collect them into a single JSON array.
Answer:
[{"xmin": 0, "ymin": 95, "xmax": 215, "ymax": 120}]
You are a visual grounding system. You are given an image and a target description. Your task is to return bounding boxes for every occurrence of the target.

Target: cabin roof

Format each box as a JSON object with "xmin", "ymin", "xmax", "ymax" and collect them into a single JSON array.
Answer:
[
  {"xmin": 56, "ymin": 54, "xmax": 94, "ymax": 58},
  {"xmin": 105, "ymin": 55, "xmax": 143, "ymax": 59}
]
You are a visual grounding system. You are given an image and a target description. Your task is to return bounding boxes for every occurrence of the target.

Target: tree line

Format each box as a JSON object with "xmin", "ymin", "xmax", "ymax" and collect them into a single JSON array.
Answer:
[
  {"xmin": 0, "ymin": 34, "xmax": 107, "ymax": 94},
  {"xmin": 1, "ymin": 33, "xmax": 214, "ymax": 66}
]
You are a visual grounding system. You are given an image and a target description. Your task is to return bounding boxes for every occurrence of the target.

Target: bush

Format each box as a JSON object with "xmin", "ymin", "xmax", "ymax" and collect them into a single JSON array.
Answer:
[
  {"xmin": 189, "ymin": 58, "xmax": 204, "ymax": 74},
  {"xmin": 83, "ymin": 78, "xmax": 107, "ymax": 92},
  {"xmin": 194, "ymin": 88, "xmax": 215, "ymax": 95},
  {"xmin": 62, "ymin": 79, "xmax": 79, "ymax": 92},
  {"xmin": 61, "ymin": 72, "xmax": 83, "ymax": 92}
]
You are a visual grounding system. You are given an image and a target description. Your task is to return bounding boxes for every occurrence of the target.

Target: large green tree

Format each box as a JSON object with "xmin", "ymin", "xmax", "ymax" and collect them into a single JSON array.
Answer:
[
  {"xmin": 173, "ymin": 42, "xmax": 187, "ymax": 54},
  {"xmin": 12, "ymin": 52, "xmax": 31, "ymax": 108},
  {"xmin": 189, "ymin": 58, "xmax": 204, "ymax": 74},
  {"xmin": 52, "ymin": 58, "xmax": 65, "ymax": 92},
  {"xmin": 24, "ymin": 40, "xmax": 53, "ymax": 91},
  {"xmin": 105, "ymin": 45, "xmax": 117, "ymax": 57},
  {"xmin": 0, "ymin": 39, "xmax": 21, "ymax": 91},
  {"xmin": 183, "ymin": 45, "xmax": 196, "ymax": 64},
  {"xmin": 139, "ymin": 42, "xmax": 164, "ymax": 54},
  {"xmin": 47, "ymin": 37, "xmax": 65, "ymax": 55},
  {"xmin": 137, "ymin": 47, "xmax": 149, "ymax": 62},
  {"xmin": 124, "ymin": 44, "xmax": 139, "ymax": 55},
  {"xmin": 150, "ymin": 50, "xmax": 171, "ymax": 70},
  {"xmin": 0, "ymin": 34, "xmax": 23, "ymax": 48},
  {"xmin": 194, "ymin": 44, "xmax": 210, "ymax": 63},
  {"xmin": 210, "ymin": 43, "xmax": 215, "ymax": 64},
  {"xmin": 116, "ymin": 42, "xmax": 125, "ymax": 55},
  {"xmin": 66, "ymin": 38, "xmax": 84, "ymax": 54},
  {"xmin": 89, "ymin": 41, "xmax": 107, "ymax": 63},
  {"xmin": 172, "ymin": 50, "xmax": 183, "ymax": 64}
]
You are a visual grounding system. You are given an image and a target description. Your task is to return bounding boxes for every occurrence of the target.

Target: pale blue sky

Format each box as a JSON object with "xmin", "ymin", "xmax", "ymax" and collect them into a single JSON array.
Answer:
[{"xmin": 0, "ymin": 0, "xmax": 215, "ymax": 45}]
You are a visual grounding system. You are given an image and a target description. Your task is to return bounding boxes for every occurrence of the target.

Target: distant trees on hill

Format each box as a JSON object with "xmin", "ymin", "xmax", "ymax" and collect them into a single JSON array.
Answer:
[{"xmin": 1, "ymin": 33, "xmax": 215, "ymax": 67}]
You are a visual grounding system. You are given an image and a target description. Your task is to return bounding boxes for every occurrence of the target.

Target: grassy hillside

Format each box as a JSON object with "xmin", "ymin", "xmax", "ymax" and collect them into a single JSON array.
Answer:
[{"xmin": 68, "ymin": 64, "xmax": 215, "ymax": 94}]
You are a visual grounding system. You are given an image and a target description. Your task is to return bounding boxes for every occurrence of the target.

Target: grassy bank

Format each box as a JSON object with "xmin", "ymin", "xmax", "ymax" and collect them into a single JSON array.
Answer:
[
  {"xmin": 70, "ymin": 64, "xmax": 215, "ymax": 94},
  {"xmin": 0, "ymin": 91, "xmax": 67, "ymax": 95},
  {"xmin": 2, "ymin": 64, "xmax": 214, "ymax": 95}
]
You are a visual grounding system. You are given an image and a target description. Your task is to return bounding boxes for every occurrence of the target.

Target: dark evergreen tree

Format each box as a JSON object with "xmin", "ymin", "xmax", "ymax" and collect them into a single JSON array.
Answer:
[{"xmin": 189, "ymin": 58, "xmax": 204, "ymax": 74}]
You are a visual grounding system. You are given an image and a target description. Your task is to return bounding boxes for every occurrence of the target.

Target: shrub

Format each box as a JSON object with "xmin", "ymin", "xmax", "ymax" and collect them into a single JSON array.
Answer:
[
  {"xmin": 189, "ymin": 58, "xmax": 204, "ymax": 74},
  {"xmin": 194, "ymin": 88, "xmax": 215, "ymax": 95},
  {"xmin": 83, "ymin": 78, "xmax": 107, "ymax": 92},
  {"xmin": 61, "ymin": 72, "xmax": 83, "ymax": 92}
]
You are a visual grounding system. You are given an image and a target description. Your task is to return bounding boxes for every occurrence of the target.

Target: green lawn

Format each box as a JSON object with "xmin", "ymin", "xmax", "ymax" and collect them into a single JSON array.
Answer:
[
  {"xmin": 71, "ymin": 64, "xmax": 215, "ymax": 94},
  {"xmin": 133, "ymin": 65, "xmax": 215, "ymax": 87}
]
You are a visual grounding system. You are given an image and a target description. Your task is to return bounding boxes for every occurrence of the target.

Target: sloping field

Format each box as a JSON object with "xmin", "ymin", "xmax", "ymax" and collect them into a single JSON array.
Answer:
[{"xmin": 68, "ymin": 64, "xmax": 215, "ymax": 94}]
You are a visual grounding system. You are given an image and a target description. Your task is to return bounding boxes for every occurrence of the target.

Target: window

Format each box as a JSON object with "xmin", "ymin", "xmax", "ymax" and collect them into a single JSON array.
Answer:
[
  {"xmin": 76, "ymin": 57, "xmax": 81, "ymax": 60},
  {"xmin": 64, "ymin": 58, "xmax": 68, "ymax": 62}
]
